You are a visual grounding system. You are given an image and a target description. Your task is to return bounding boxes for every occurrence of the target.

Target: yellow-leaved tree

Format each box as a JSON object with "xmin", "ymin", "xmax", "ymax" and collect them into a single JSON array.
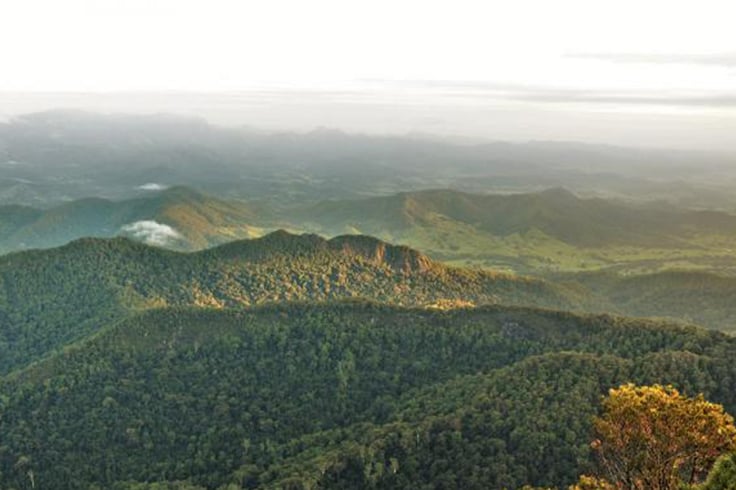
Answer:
[{"xmin": 582, "ymin": 384, "xmax": 736, "ymax": 490}]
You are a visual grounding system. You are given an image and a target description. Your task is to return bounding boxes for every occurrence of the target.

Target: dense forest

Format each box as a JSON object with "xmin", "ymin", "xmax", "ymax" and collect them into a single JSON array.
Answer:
[
  {"xmin": 0, "ymin": 232, "xmax": 583, "ymax": 374},
  {"xmin": 2, "ymin": 230, "xmax": 736, "ymax": 378},
  {"xmin": 1, "ymin": 302, "xmax": 735, "ymax": 489},
  {"xmin": 2, "ymin": 229, "xmax": 736, "ymax": 488}
]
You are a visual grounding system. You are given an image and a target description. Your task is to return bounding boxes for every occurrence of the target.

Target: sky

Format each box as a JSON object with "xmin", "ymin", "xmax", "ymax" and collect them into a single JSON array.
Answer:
[{"xmin": 1, "ymin": 0, "xmax": 736, "ymax": 150}]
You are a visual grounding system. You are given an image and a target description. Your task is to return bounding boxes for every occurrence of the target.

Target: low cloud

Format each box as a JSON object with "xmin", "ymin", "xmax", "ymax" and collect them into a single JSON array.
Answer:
[
  {"xmin": 138, "ymin": 182, "xmax": 167, "ymax": 191},
  {"xmin": 120, "ymin": 220, "xmax": 182, "ymax": 246},
  {"xmin": 377, "ymin": 80, "xmax": 736, "ymax": 109},
  {"xmin": 512, "ymin": 92, "xmax": 736, "ymax": 108},
  {"xmin": 568, "ymin": 52, "xmax": 736, "ymax": 67}
]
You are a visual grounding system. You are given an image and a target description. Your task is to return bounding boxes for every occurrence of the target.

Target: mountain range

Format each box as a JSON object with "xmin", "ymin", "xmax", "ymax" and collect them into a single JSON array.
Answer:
[
  {"xmin": 3, "ymin": 110, "xmax": 736, "ymax": 210},
  {"xmin": 4, "ymin": 185, "xmax": 736, "ymax": 276},
  {"xmin": 3, "ymin": 111, "xmax": 736, "ymax": 489},
  {"xmin": 289, "ymin": 187, "xmax": 736, "ymax": 273}
]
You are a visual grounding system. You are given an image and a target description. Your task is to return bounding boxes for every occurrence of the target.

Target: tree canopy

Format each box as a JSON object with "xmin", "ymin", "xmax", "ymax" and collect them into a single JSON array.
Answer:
[{"xmin": 590, "ymin": 384, "xmax": 736, "ymax": 490}]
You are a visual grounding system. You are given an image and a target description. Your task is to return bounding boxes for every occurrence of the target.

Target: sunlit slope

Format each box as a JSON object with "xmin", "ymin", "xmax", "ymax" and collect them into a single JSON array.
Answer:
[
  {"xmin": 0, "ymin": 231, "xmax": 577, "ymax": 374},
  {"xmin": 5, "ymin": 186, "xmax": 736, "ymax": 276},
  {"xmin": 0, "ymin": 186, "xmax": 262, "ymax": 253},
  {"xmin": 294, "ymin": 188, "xmax": 736, "ymax": 246},
  {"xmin": 289, "ymin": 188, "xmax": 736, "ymax": 273}
]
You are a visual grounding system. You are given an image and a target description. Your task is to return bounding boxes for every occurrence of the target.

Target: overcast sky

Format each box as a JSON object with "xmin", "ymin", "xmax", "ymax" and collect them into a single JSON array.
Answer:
[{"xmin": 1, "ymin": 0, "xmax": 735, "ymax": 150}]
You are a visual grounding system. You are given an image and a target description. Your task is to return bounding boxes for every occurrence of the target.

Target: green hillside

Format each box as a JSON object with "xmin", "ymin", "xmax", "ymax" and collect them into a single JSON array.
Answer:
[
  {"xmin": 287, "ymin": 188, "xmax": 736, "ymax": 274},
  {"xmin": 5, "ymin": 186, "xmax": 736, "ymax": 277},
  {"xmin": 560, "ymin": 270, "xmax": 736, "ymax": 331},
  {"xmin": 0, "ymin": 303, "xmax": 733, "ymax": 489},
  {"xmin": 4, "ymin": 228, "xmax": 736, "ymax": 383},
  {"xmin": 293, "ymin": 187, "xmax": 736, "ymax": 245},
  {"xmin": 0, "ymin": 231, "xmax": 577, "ymax": 375},
  {"xmin": 0, "ymin": 205, "xmax": 42, "ymax": 237},
  {"xmin": 0, "ymin": 186, "xmax": 263, "ymax": 253}
]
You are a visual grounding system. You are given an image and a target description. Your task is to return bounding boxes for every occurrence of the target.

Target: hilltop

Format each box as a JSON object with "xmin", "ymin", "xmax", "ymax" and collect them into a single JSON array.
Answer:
[{"xmin": 0, "ymin": 231, "xmax": 577, "ymax": 374}]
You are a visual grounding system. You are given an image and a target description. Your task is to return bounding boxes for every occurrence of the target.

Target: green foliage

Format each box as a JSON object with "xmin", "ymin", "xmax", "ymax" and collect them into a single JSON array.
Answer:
[
  {"xmin": 568, "ymin": 475, "xmax": 615, "ymax": 489},
  {"xmin": 696, "ymin": 453, "xmax": 736, "ymax": 490},
  {"xmin": 0, "ymin": 232, "xmax": 578, "ymax": 374},
  {"xmin": 590, "ymin": 384, "xmax": 736, "ymax": 489},
  {"xmin": 566, "ymin": 270, "xmax": 736, "ymax": 332},
  {"xmin": 1, "ymin": 303, "xmax": 735, "ymax": 489}
]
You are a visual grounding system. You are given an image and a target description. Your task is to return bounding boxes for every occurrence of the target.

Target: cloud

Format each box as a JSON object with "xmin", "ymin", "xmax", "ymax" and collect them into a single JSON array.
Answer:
[
  {"xmin": 373, "ymin": 80, "xmax": 736, "ymax": 109},
  {"xmin": 137, "ymin": 182, "xmax": 167, "ymax": 191},
  {"xmin": 511, "ymin": 92, "xmax": 736, "ymax": 108},
  {"xmin": 120, "ymin": 220, "xmax": 182, "ymax": 247},
  {"xmin": 567, "ymin": 52, "xmax": 736, "ymax": 67}
]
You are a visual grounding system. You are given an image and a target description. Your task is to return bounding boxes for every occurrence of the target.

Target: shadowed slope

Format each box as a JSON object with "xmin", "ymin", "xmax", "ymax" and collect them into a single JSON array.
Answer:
[{"xmin": 0, "ymin": 303, "xmax": 734, "ymax": 489}]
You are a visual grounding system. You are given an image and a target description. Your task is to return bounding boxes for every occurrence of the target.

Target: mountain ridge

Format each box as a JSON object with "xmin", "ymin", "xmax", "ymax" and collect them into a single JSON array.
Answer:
[
  {"xmin": 293, "ymin": 186, "xmax": 736, "ymax": 247},
  {"xmin": 209, "ymin": 231, "xmax": 435, "ymax": 274},
  {"xmin": 0, "ymin": 230, "xmax": 579, "ymax": 374},
  {"xmin": 6, "ymin": 185, "xmax": 736, "ymax": 277}
]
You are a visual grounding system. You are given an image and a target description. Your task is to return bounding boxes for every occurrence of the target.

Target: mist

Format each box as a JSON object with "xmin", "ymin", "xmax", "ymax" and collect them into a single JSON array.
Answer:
[{"xmin": 1, "ymin": 87, "xmax": 735, "ymax": 152}]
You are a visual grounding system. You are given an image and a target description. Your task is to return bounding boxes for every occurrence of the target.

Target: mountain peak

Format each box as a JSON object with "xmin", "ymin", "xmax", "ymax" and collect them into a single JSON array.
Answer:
[
  {"xmin": 328, "ymin": 234, "xmax": 434, "ymax": 273},
  {"xmin": 208, "ymin": 230, "xmax": 434, "ymax": 274},
  {"xmin": 208, "ymin": 230, "xmax": 326, "ymax": 260}
]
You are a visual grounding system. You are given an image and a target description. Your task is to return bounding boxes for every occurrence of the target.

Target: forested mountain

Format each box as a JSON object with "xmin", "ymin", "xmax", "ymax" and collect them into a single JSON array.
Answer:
[
  {"xmin": 293, "ymin": 187, "xmax": 736, "ymax": 246},
  {"xmin": 0, "ymin": 231, "xmax": 577, "ymax": 374},
  {"xmin": 0, "ymin": 186, "xmax": 261, "ymax": 253},
  {"xmin": 3, "ymin": 227, "xmax": 736, "ymax": 383},
  {"xmin": 6, "ymin": 0, "xmax": 736, "ymax": 486},
  {"xmin": 559, "ymin": 270, "xmax": 736, "ymax": 332},
  {"xmin": 286, "ymin": 188, "xmax": 736, "ymax": 273},
  {"xmin": 5, "ymin": 184, "xmax": 736, "ymax": 277},
  {"xmin": 1, "ymin": 302, "xmax": 734, "ymax": 489}
]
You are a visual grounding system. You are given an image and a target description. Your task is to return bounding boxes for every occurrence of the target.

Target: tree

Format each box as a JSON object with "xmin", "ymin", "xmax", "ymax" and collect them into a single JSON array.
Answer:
[
  {"xmin": 696, "ymin": 453, "xmax": 736, "ymax": 490},
  {"xmin": 590, "ymin": 384, "xmax": 736, "ymax": 490}
]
